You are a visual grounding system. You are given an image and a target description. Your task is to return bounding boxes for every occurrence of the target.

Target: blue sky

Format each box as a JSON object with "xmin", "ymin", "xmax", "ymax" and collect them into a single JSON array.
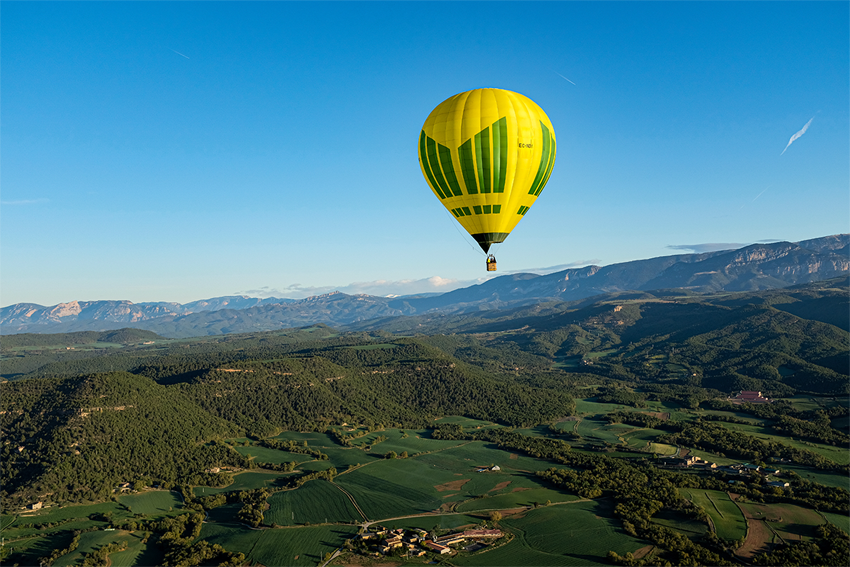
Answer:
[{"xmin": 2, "ymin": 1, "xmax": 848, "ymax": 306}]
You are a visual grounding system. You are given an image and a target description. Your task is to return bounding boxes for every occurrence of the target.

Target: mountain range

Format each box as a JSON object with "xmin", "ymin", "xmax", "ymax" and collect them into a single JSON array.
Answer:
[{"xmin": 3, "ymin": 234, "xmax": 847, "ymax": 338}]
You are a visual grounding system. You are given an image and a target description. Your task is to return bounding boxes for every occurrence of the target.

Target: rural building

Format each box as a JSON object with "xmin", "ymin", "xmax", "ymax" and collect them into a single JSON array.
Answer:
[
  {"xmin": 435, "ymin": 533, "xmax": 466, "ymax": 546},
  {"xmin": 423, "ymin": 540, "xmax": 451, "ymax": 554},
  {"xmin": 463, "ymin": 529, "xmax": 503, "ymax": 539},
  {"xmin": 768, "ymin": 481, "xmax": 790, "ymax": 488},
  {"xmin": 613, "ymin": 305, "xmax": 623, "ymax": 312},
  {"xmin": 28, "ymin": 502, "xmax": 43, "ymax": 510},
  {"xmin": 732, "ymin": 390, "xmax": 770, "ymax": 404}
]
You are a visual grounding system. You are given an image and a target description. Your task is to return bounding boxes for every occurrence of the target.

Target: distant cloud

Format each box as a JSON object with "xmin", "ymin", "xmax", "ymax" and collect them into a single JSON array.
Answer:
[
  {"xmin": 555, "ymin": 71, "xmax": 576, "ymax": 86},
  {"xmin": 237, "ymin": 277, "xmax": 467, "ymax": 300},
  {"xmin": 667, "ymin": 243, "xmax": 747, "ymax": 253},
  {"xmin": 169, "ymin": 48, "xmax": 190, "ymax": 59},
  {"xmin": 1, "ymin": 198, "xmax": 49, "ymax": 205},
  {"xmin": 237, "ymin": 261, "xmax": 601, "ymax": 300},
  {"xmin": 780, "ymin": 116, "xmax": 814, "ymax": 155}
]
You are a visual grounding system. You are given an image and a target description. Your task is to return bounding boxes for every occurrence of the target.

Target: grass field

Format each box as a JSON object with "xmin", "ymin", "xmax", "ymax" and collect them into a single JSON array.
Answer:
[
  {"xmin": 650, "ymin": 509, "xmax": 708, "ymax": 539},
  {"xmin": 453, "ymin": 501, "xmax": 646, "ymax": 567},
  {"xmin": 12, "ymin": 501, "xmax": 126, "ymax": 525},
  {"xmin": 457, "ymin": 489, "xmax": 581, "ymax": 512},
  {"xmin": 714, "ymin": 422, "xmax": 849, "ymax": 465},
  {"xmin": 821, "ymin": 511, "xmax": 850, "ymax": 534},
  {"xmin": 234, "ymin": 445, "xmax": 316, "ymax": 464},
  {"xmin": 53, "ymin": 529, "xmax": 134, "ymax": 566},
  {"xmin": 782, "ymin": 464, "xmax": 850, "ymax": 490},
  {"xmin": 265, "ymin": 480, "xmax": 363, "ymax": 526},
  {"xmin": 679, "ymin": 488, "xmax": 746, "ymax": 542},
  {"xmin": 119, "ymin": 491, "xmax": 183, "ymax": 515},
  {"xmin": 199, "ymin": 523, "xmax": 358, "ymax": 566},
  {"xmin": 736, "ymin": 501, "xmax": 826, "ymax": 543},
  {"xmin": 333, "ymin": 441, "xmax": 567, "ymax": 520},
  {"xmin": 381, "ymin": 514, "xmax": 483, "ymax": 531},
  {"xmin": 109, "ymin": 531, "xmax": 164, "ymax": 567},
  {"xmin": 193, "ymin": 471, "xmax": 290, "ymax": 496}
]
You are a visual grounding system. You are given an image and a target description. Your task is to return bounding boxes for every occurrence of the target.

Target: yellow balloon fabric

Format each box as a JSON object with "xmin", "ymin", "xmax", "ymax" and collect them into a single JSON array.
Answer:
[{"xmin": 418, "ymin": 88, "xmax": 556, "ymax": 253}]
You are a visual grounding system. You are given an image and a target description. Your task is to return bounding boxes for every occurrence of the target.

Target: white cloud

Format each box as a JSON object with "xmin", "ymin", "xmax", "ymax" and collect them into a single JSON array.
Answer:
[
  {"xmin": 667, "ymin": 243, "xmax": 747, "ymax": 253},
  {"xmin": 236, "ymin": 260, "xmax": 601, "ymax": 300},
  {"xmin": 1, "ymin": 198, "xmax": 49, "ymax": 205}
]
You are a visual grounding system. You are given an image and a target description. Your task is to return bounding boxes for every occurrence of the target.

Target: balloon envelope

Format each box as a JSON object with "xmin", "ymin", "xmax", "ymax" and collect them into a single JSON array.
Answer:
[{"xmin": 418, "ymin": 88, "xmax": 556, "ymax": 253}]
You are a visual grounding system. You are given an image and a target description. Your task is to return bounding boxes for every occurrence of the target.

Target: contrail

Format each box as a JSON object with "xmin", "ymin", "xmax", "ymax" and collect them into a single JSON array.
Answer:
[
  {"xmin": 780, "ymin": 116, "xmax": 813, "ymax": 155},
  {"xmin": 555, "ymin": 71, "xmax": 576, "ymax": 86},
  {"xmin": 169, "ymin": 48, "xmax": 190, "ymax": 59},
  {"xmin": 739, "ymin": 186, "xmax": 769, "ymax": 210}
]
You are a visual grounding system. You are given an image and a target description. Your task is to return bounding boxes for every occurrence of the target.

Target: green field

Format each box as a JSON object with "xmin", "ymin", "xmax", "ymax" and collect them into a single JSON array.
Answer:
[
  {"xmin": 782, "ymin": 464, "xmax": 850, "ymax": 490},
  {"xmin": 821, "ymin": 511, "xmax": 850, "ymax": 534},
  {"xmin": 235, "ymin": 445, "xmax": 317, "ymax": 464},
  {"xmin": 198, "ymin": 523, "xmax": 358, "ymax": 566},
  {"xmin": 265, "ymin": 480, "xmax": 363, "ymax": 525},
  {"xmin": 453, "ymin": 502, "xmax": 647, "ymax": 567},
  {"xmin": 332, "ymin": 441, "xmax": 567, "ymax": 521},
  {"xmin": 119, "ymin": 491, "xmax": 183, "ymax": 515},
  {"xmin": 737, "ymin": 501, "xmax": 827, "ymax": 543},
  {"xmin": 193, "ymin": 471, "xmax": 290, "ymax": 496},
  {"xmin": 109, "ymin": 531, "xmax": 164, "ymax": 567},
  {"xmin": 457, "ymin": 489, "xmax": 582, "ymax": 512},
  {"xmin": 715, "ymin": 422, "xmax": 850, "ymax": 465},
  {"xmin": 650, "ymin": 508, "xmax": 708, "ymax": 539},
  {"xmin": 679, "ymin": 488, "xmax": 746, "ymax": 542},
  {"xmin": 684, "ymin": 448, "xmax": 739, "ymax": 466},
  {"xmin": 12, "ymin": 501, "xmax": 126, "ymax": 525},
  {"xmin": 381, "ymin": 514, "xmax": 483, "ymax": 531},
  {"xmin": 53, "ymin": 529, "xmax": 135, "ymax": 566}
]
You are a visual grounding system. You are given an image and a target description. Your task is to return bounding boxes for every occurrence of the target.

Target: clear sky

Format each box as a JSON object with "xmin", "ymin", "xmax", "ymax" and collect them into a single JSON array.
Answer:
[{"xmin": 2, "ymin": 1, "xmax": 848, "ymax": 307}]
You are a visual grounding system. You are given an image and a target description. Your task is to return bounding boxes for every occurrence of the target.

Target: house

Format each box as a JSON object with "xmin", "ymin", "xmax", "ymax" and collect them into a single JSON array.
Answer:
[
  {"xmin": 767, "ymin": 481, "xmax": 790, "ymax": 488},
  {"xmin": 435, "ymin": 533, "xmax": 466, "ymax": 546},
  {"xmin": 423, "ymin": 540, "xmax": 451, "ymax": 554},
  {"xmin": 490, "ymin": 465, "xmax": 501, "ymax": 471},
  {"xmin": 732, "ymin": 391, "xmax": 770, "ymax": 404},
  {"xmin": 28, "ymin": 502, "xmax": 43, "ymax": 510}
]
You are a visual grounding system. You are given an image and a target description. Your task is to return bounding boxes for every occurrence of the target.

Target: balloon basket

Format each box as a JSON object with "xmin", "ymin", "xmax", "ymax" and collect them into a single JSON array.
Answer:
[{"xmin": 486, "ymin": 262, "xmax": 497, "ymax": 272}]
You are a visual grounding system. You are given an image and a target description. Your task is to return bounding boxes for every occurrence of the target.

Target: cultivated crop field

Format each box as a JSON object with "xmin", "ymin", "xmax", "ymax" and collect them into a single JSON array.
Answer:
[
  {"xmin": 737, "ymin": 501, "xmax": 827, "ymax": 542},
  {"xmin": 52, "ymin": 530, "xmax": 134, "ymax": 567},
  {"xmin": 119, "ymin": 490, "xmax": 182, "ymax": 515},
  {"xmin": 453, "ymin": 501, "xmax": 646, "ymax": 566},
  {"xmin": 457, "ymin": 488, "xmax": 581, "ymax": 512},
  {"xmin": 714, "ymin": 421, "xmax": 850, "ymax": 465},
  {"xmin": 266, "ymin": 480, "xmax": 363, "ymax": 525},
  {"xmin": 198, "ymin": 523, "xmax": 358, "ymax": 566},
  {"xmin": 679, "ymin": 488, "xmax": 746, "ymax": 541},
  {"xmin": 108, "ymin": 531, "xmax": 163, "ymax": 567},
  {"xmin": 193, "ymin": 471, "xmax": 289, "ymax": 496},
  {"xmin": 234, "ymin": 445, "xmax": 316, "ymax": 464},
  {"xmin": 650, "ymin": 509, "xmax": 708, "ymax": 539}
]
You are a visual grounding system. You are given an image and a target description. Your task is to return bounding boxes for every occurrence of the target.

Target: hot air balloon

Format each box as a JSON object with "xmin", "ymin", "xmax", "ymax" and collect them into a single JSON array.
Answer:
[{"xmin": 418, "ymin": 88, "xmax": 556, "ymax": 270}]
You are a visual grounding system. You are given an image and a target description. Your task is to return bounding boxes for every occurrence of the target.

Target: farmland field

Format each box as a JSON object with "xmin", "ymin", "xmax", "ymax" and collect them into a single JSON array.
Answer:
[
  {"xmin": 457, "ymin": 489, "xmax": 582, "ymax": 512},
  {"xmin": 198, "ymin": 523, "xmax": 358, "ymax": 566},
  {"xmin": 234, "ymin": 445, "xmax": 316, "ymax": 464},
  {"xmin": 714, "ymin": 422, "xmax": 850, "ymax": 465},
  {"xmin": 453, "ymin": 501, "xmax": 646, "ymax": 567},
  {"xmin": 821, "ymin": 511, "xmax": 850, "ymax": 534},
  {"xmin": 53, "ymin": 530, "xmax": 135, "ymax": 566},
  {"xmin": 193, "ymin": 471, "xmax": 289, "ymax": 496},
  {"xmin": 381, "ymin": 514, "xmax": 482, "ymax": 531},
  {"xmin": 737, "ymin": 501, "xmax": 827, "ymax": 542},
  {"xmin": 109, "ymin": 531, "xmax": 163, "ymax": 567},
  {"xmin": 265, "ymin": 480, "xmax": 363, "ymax": 525},
  {"xmin": 119, "ymin": 490, "xmax": 183, "ymax": 515},
  {"xmin": 650, "ymin": 509, "xmax": 708, "ymax": 539},
  {"xmin": 679, "ymin": 488, "xmax": 746, "ymax": 541},
  {"xmin": 12, "ymin": 501, "xmax": 126, "ymax": 525},
  {"xmin": 782, "ymin": 464, "xmax": 850, "ymax": 490}
]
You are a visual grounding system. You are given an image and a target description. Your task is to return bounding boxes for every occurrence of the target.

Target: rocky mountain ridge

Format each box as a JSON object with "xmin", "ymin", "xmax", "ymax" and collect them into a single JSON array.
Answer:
[{"xmin": 2, "ymin": 234, "xmax": 847, "ymax": 337}]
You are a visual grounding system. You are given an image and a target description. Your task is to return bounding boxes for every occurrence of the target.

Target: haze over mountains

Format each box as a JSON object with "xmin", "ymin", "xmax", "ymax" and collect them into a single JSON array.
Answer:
[{"xmin": 3, "ymin": 234, "xmax": 847, "ymax": 338}]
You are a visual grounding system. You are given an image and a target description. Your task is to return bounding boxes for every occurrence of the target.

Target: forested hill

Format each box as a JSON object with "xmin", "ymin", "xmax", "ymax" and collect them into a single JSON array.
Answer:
[
  {"xmin": 1, "ymin": 338, "xmax": 574, "ymax": 508},
  {"xmin": 2, "ymin": 235, "xmax": 847, "ymax": 337}
]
